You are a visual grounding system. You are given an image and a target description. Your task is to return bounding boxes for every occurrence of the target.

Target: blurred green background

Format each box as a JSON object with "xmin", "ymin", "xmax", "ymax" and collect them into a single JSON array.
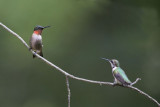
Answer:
[{"xmin": 0, "ymin": 0, "xmax": 160, "ymax": 107}]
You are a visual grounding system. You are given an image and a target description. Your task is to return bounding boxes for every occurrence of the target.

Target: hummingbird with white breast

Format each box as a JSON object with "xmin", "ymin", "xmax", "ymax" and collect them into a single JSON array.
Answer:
[
  {"xmin": 29, "ymin": 25, "xmax": 50, "ymax": 58},
  {"xmin": 102, "ymin": 58, "xmax": 132, "ymax": 86}
]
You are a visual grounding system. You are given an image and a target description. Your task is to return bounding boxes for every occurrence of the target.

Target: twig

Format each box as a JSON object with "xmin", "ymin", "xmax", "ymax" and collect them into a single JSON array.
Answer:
[
  {"xmin": 127, "ymin": 85, "xmax": 160, "ymax": 107},
  {"xmin": 66, "ymin": 76, "xmax": 71, "ymax": 107},
  {"xmin": 1, "ymin": 22, "xmax": 160, "ymax": 107},
  {"xmin": 0, "ymin": 22, "xmax": 29, "ymax": 49},
  {"xmin": 0, "ymin": 22, "xmax": 113, "ymax": 86},
  {"xmin": 131, "ymin": 78, "xmax": 141, "ymax": 86}
]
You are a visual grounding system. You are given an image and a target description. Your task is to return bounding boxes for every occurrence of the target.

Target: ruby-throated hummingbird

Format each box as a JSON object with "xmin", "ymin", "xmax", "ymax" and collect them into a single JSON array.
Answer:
[
  {"xmin": 102, "ymin": 58, "xmax": 132, "ymax": 86},
  {"xmin": 29, "ymin": 25, "xmax": 50, "ymax": 58}
]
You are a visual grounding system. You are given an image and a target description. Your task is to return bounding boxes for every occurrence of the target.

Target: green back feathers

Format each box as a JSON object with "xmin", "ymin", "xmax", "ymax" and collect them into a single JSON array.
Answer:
[{"xmin": 113, "ymin": 67, "xmax": 131, "ymax": 84}]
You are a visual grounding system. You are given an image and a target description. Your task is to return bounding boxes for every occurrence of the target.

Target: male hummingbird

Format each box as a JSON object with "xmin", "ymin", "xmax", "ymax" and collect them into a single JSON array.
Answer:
[
  {"xmin": 102, "ymin": 58, "xmax": 132, "ymax": 86},
  {"xmin": 29, "ymin": 25, "xmax": 50, "ymax": 58}
]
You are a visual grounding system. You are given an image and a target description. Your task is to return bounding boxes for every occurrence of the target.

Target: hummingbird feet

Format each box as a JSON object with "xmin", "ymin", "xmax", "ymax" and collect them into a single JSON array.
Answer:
[
  {"xmin": 112, "ymin": 79, "xmax": 121, "ymax": 87},
  {"xmin": 112, "ymin": 81, "xmax": 119, "ymax": 87},
  {"xmin": 112, "ymin": 81, "xmax": 128, "ymax": 87},
  {"xmin": 29, "ymin": 47, "xmax": 32, "ymax": 51},
  {"xmin": 33, "ymin": 51, "xmax": 37, "ymax": 58}
]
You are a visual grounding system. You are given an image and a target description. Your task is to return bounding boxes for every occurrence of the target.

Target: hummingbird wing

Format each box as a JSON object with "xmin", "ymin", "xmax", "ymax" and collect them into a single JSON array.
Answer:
[
  {"xmin": 29, "ymin": 35, "xmax": 33, "ymax": 48},
  {"xmin": 113, "ymin": 67, "xmax": 131, "ymax": 85}
]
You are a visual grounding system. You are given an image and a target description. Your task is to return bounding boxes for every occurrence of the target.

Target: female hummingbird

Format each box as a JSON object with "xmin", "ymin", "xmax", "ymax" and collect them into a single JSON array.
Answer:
[
  {"xmin": 29, "ymin": 25, "xmax": 50, "ymax": 58},
  {"xmin": 102, "ymin": 58, "xmax": 132, "ymax": 86}
]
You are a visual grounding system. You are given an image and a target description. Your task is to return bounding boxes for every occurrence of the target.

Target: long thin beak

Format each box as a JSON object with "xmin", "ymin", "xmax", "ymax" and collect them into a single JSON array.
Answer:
[
  {"xmin": 101, "ymin": 57, "xmax": 114, "ymax": 67},
  {"xmin": 43, "ymin": 26, "xmax": 50, "ymax": 29},
  {"xmin": 101, "ymin": 57, "xmax": 111, "ymax": 62}
]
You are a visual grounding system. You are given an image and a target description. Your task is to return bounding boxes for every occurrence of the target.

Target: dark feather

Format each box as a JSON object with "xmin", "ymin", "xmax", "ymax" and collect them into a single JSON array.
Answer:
[
  {"xmin": 114, "ymin": 73, "xmax": 131, "ymax": 85},
  {"xmin": 33, "ymin": 54, "xmax": 36, "ymax": 58}
]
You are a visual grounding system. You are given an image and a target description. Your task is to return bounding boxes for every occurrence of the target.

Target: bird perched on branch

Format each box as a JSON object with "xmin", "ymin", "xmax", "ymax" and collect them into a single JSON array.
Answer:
[
  {"xmin": 29, "ymin": 25, "xmax": 50, "ymax": 58},
  {"xmin": 102, "ymin": 58, "xmax": 132, "ymax": 86}
]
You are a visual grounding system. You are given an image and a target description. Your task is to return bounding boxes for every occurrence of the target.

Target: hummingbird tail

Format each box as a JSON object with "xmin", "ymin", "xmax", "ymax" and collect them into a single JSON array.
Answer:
[
  {"xmin": 33, "ymin": 54, "xmax": 36, "ymax": 58},
  {"xmin": 32, "ymin": 51, "xmax": 43, "ymax": 58}
]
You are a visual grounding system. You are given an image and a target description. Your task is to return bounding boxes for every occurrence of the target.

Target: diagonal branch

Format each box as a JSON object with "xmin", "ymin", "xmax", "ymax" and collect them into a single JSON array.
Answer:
[
  {"xmin": 0, "ymin": 22, "xmax": 113, "ymax": 86},
  {"xmin": 66, "ymin": 76, "xmax": 71, "ymax": 107},
  {"xmin": 126, "ymin": 85, "xmax": 160, "ymax": 107},
  {"xmin": 0, "ymin": 22, "xmax": 160, "ymax": 107}
]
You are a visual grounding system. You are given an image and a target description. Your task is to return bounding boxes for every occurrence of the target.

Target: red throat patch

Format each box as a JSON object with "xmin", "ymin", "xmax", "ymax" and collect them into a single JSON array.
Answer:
[{"xmin": 34, "ymin": 30, "xmax": 42, "ymax": 35}]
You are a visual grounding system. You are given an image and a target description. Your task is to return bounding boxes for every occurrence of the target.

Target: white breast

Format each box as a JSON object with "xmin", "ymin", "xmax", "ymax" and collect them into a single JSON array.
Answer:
[
  {"xmin": 30, "ymin": 34, "xmax": 42, "ymax": 50},
  {"xmin": 32, "ymin": 34, "xmax": 42, "ymax": 41},
  {"xmin": 112, "ymin": 67, "xmax": 117, "ymax": 71}
]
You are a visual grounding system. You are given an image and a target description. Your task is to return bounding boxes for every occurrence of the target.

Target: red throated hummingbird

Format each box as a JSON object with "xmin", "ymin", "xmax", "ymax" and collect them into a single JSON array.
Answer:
[{"xmin": 29, "ymin": 25, "xmax": 50, "ymax": 58}]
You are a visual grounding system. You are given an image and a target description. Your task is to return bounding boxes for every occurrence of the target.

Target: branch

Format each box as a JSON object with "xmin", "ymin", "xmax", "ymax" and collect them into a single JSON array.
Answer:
[
  {"xmin": 131, "ymin": 78, "xmax": 141, "ymax": 86},
  {"xmin": 126, "ymin": 85, "xmax": 160, "ymax": 107},
  {"xmin": 1, "ymin": 22, "xmax": 160, "ymax": 107},
  {"xmin": 0, "ymin": 22, "xmax": 113, "ymax": 86},
  {"xmin": 66, "ymin": 76, "xmax": 71, "ymax": 107}
]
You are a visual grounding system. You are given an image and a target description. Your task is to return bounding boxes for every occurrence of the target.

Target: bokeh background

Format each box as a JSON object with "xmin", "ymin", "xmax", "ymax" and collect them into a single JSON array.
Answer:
[{"xmin": 0, "ymin": 0, "xmax": 160, "ymax": 107}]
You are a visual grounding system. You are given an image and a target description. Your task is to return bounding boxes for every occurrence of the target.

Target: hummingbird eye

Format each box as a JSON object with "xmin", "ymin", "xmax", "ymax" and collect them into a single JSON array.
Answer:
[{"xmin": 111, "ymin": 60, "xmax": 116, "ymax": 66}]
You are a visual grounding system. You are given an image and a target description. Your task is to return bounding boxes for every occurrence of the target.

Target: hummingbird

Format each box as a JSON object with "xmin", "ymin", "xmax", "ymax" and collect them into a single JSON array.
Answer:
[
  {"xmin": 102, "ymin": 58, "xmax": 132, "ymax": 86},
  {"xmin": 29, "ymin": 25, "xmax": 50, "ymax": 58}
]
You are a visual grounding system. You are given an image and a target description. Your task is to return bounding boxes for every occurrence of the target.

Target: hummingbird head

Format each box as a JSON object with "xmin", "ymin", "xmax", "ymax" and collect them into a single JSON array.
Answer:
[
  {"xmin": 33, "ymin": 25, "xmax": 50, "ymax": 35},
  {"xmin": 102, "ymin": 58, "xmax": 120, "ymax": 68}
]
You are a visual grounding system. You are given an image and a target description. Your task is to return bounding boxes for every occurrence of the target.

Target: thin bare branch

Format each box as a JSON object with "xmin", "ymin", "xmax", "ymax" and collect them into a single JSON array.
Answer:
[
  {"xmin": 131, "ymin": 78, "xmax": 141, "ymax": 86},
  {"xmin": 66, "ymin": 76, "xmax": 71, "ymax": 107},
  {"xmin": 0, "ymin": 22, "xmax": 29, "ymax": 48},
  {"xmin": 1, "ymin": 22, "xmax": 160, "ymax": 107},
  {"xmin": 127, "ymin": 85, "xmax": 160, "ymax": 107},
  {"xmin": 0, "ymin": 22, "xmax": 113, "ymax": 86}
]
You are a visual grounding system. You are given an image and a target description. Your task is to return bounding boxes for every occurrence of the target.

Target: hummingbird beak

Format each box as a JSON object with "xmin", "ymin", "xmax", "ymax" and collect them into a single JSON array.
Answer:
[
  {"xmin": 101, "ymin": 58, "xmax": 114, "ymax": 68},
  {"xmin": 101, "ymin": 58, "xmax": 111, "ymax": 62},
  {"xmin": 43, "ymin": 26, "xmax": 50, "ymax": 29}
]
